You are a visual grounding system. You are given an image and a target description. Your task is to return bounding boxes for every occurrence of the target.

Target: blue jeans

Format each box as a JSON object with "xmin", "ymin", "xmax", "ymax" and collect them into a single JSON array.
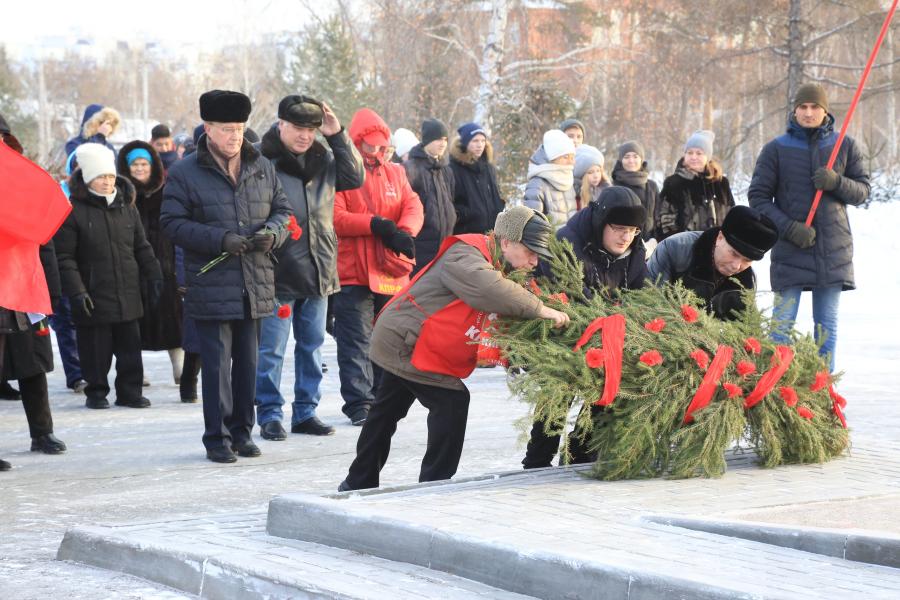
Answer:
[
  {"xmin": 255, "ymin": 297, "xmax": 327, "ymax": 426},
  {"xmin": 48, "ymin": 297, "xmax": 83, "ymax": 387},
  {"xmin": 333, "ymin": 285, "xmax": 391, "ymax": 417},
  {"xmin": 771, "ymin": 286, "xmax": 841, "ymax": 372}
]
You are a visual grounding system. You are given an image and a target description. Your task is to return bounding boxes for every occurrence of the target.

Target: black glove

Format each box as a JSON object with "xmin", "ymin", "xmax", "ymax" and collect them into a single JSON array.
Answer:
[
  {"xmin": 784, "ymin": 220, "xmax": 816, "ymax": 249},
  {"xmin": 71, "ymin": 293, "xmax": 94, "ymax": 319},
  {"xmin": 384, "ymin": 230, "xmax": 416, "ymax": 259},
  {"xmin": 812, "ymin": 167, "xmax": 840, "ymax": 192},
  {"xmin": 251, "ymin": 231, "xmax": 276, "ymax": 252},
  {"xmin": 711, "ymin": 290, "xmax": 746, "ymax": 321},
  {"xmin": 370, "ymin": 216, "xmax": 398, "ymax": 238},
  {"xmin": 146, "ymin": 280, "xmax": 163, "ymax": 310},
  {"xmin": 222, "ymin": 232, "xmax": 252, "ymax": 255}
]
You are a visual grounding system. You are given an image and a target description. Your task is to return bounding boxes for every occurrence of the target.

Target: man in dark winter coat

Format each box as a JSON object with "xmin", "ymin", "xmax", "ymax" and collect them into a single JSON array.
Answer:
[
  {"xmin": 647, "ymin": 206, "xmax": 778, "ymax": 320},
  {"xmin": 160, "ymin": 90, "xmax": 292, "ymax": 463},
  {"xmin": 450, "ymin": 122, "xmax": 504, "ymax": 235},
  {"xmin": 339, "ymin": 205, "xmax": 569, "ymax": 491},
  {"xmin": 404, "ymin": 118, "xmax": 456, "ymax": 273},
  {"xmin": 254, "ymin": 94, "xmax": 364, "ymax": 441},
  {"xmin": 748, "ymin": 83, "xmax": 870, "ymax": 372},
  {"xmin": 54, "ymin": 143, "xmax": 163, "ymax": 410},
  {"xmin": 523, "ymin": 186, "xmax": 647, "ymax": 469}
]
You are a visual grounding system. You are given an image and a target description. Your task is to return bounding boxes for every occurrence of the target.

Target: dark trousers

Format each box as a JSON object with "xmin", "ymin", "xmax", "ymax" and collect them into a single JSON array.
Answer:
[
  {"xmin": 345, "ymin": 369, "xmax": 470, "ymax": 490},
  {"xmin": 196, "ymin": 318, "xmax": 260, "ymax": 450},
  {"xmin": 18, "ymin": 373, "xmax": 53, "ymax": 439},
  {"xmin": 180, "ymin": 351, "xmax": 202, "ymax": 400},
  {"xmin": 333, "ymin": 285, "xmax": 390, "ymax": 417},
  {"xmin": 76, "ymin": 320, "xmax": 143, "ymax": 404},
  {"xmin": 522, "ymin": 403, "xmax": 601, "ymax": 469},
  {"xmin": 48, "ymin": 297, "xmax": 83, "ymax": 386}
]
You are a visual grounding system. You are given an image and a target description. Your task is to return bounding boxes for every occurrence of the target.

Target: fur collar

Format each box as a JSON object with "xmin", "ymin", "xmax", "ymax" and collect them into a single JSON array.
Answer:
[
  {"xmin": 449, "ymin": 136, "xmax": 494, "ymax": 166},
  {"xmin": 689, "ymin": 227, "xmax": 754, "ymax": 288},
  {"xmin": 259, "ymin": 124, "xmax": 327, "ymax": 184}
]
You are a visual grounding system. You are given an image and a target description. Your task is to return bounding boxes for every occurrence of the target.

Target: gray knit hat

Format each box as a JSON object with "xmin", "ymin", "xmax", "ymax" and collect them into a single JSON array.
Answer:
[
  {"xmin": 618, "ymin": 140, "xmax": 645, "ymax": 161},
  {"xmin": 495, "ymin": 205, "xmax": 553, "ymax": 259},
  {"xmin": 559, "ymin": 118, "xmax": 585, "ymax": 137},
  {"xmin": 574, "ymin": 144, "xmax": 604, "ymax": 180},
  {"xmin": 684, "ymin": 130, "xmax": 715, "ymax": 157},
  {"xmin": 793, "ymin": 83, "xmax": 829, "ymax": 113}
]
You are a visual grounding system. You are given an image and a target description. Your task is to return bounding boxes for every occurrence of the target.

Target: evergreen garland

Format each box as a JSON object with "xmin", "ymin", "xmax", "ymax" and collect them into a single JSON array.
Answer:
[{"xmin": 496, "ymin": 238, "xmax": 850, "ymax": 480}]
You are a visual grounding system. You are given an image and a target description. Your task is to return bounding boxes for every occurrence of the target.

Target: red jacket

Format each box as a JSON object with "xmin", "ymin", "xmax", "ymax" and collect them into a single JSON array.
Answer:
[{"xmin": 335, "ymin": 109, "xmax": 423, "ymax": 294}]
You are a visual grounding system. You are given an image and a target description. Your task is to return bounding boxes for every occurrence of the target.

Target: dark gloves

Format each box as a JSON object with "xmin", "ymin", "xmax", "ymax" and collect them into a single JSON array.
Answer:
[
  {"xmin": 146, "ymin": 280, "xmax": 163, "ymax": 310},
  {"xmin": 222, "ymin": 232, "xmax": 253, "ymax": 255},
  {"xmin": 251, "ymin": 231, "xmax": 276, "ymax": 253},
  {"xmin": 370, "ymin": 216, "xmax": 398, "ymax": 238},
  {"xmin": 384, "ymin": 230, "xmax": 416, "ymax": 259},
  {"xmin": 784, "ymin": 220, "xmax": 817, "ymax": 249},
  {"xmin": 812, "ymin": 167, "xmax": 841, "ymax": 192},
  {"xmin": 71, "ymin": 293, "xmax": 94, "ymax": 320},
  {"xmin": 711, "ymin": 290, "xmax": 746, "ymax": 321}
]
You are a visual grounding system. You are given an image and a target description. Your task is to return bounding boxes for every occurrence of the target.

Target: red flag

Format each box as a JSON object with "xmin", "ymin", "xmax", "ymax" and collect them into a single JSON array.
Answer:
[{"xmin": 0, "ymin": 142, "xmax": 72, "ymax": 314}]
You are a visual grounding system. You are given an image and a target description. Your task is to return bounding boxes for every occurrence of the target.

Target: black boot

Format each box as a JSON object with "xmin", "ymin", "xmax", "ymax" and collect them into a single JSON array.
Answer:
[
  {"xmin": 0, "ymin": 458, "xmax": 11, "ymax": 471},
  {"xmin": 0, "ymin": 380, "xmax": 21, "ymax": 400},
  {"xmin": 31, "ymin": 434, "xmax": 67, "ymax": 454},
  {"xmin": 180, "ymin": 352, "xmax": 201, "ymax": 403}
]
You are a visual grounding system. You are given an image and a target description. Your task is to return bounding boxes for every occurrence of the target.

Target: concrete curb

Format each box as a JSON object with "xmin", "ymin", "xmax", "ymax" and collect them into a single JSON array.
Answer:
[
  {"xmin": 266, "ymin": 494, "xmax": 766, "ymax": 600},
  {"xmin": 642, "ymin": 514, "xmax": 900, "ymax": 569}
]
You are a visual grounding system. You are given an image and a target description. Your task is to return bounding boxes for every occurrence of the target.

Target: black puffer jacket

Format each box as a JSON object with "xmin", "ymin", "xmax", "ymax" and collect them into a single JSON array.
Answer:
[
  {"xmin": 658, "ymin": 159, "xmax": 734, "ymax": 240},
  {"xmin": 258, "ymin": 124, "xmax": 364, "ymax": 299},
  {"xmin": 404, "ymin": 143, "xmax": 456, "ymax": 271},
  {"xmin": 556, "ymin": 188, "xmax": 647, "ymax": 297},
  {"xmin": 118, "ymin": 140, "xmax": 182, "ymax": 349},
  {"xmin": 748, "ymin": 115, "xmax": 870, "ymax": 292},
  {"xmin": 54, "ymin": 172, "xmax": 162, "ymax": 326},
  {"xmin": 159, "ymin": 135, "xmax": 292, "ymax": 321},
  {"xmin": 611, "ymin": 160, "xmax": 661, "ymax": 241},
  {"xmin": 647, "ymin": 228, "xmax": 754, "ymax": 320},
  {"xmin": 449, "ymin": 139, "xmax": 504, "ymax": 235}
]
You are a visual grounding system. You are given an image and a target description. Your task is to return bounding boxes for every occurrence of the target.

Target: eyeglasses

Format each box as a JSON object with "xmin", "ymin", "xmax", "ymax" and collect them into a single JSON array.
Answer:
[
  {"xmin": 213, "ymin": 125, "xmax": 245, "ymax": 137},
  {"xmin": 609, "ymin": 224, "xmax": 641, "ymax": 236}
]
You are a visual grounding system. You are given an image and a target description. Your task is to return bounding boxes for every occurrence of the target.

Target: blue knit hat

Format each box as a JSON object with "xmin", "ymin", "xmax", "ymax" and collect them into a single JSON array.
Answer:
[
  {"xmin": 125, "ymin": 147, "xmax": 153, "ymax": 166},
  {"xmin": 458, "ymin": 122, "xmax": 487, "ymax": 148}
]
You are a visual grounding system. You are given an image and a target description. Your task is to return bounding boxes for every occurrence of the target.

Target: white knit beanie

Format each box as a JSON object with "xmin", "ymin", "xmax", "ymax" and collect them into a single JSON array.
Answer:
[
  {"xmin": 391, "ymin": 128, "xmax": 419, "ymax": 158},
  {"xmin": 542, "ymin": 129, "xmax": 576, "ymax": 161},
  {"xmin": 76, "ymin": 143, "xmax": 116, "ymax": 184}
]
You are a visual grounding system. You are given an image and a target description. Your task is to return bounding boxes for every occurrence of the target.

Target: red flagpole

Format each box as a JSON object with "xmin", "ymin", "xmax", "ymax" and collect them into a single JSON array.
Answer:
[{"xmin": 806, "ymin": 0, "xmax": 899, "ymax": 226}]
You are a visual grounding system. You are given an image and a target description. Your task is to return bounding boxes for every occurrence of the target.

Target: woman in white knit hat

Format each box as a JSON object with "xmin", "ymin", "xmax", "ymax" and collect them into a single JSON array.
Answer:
[
  {"xmin": 657, "ymin": 130, "xmax": 734, "ymax": 240},
  {"xmin": 521, "ymin": 129, "xmax": 577, "ymax": 228}
]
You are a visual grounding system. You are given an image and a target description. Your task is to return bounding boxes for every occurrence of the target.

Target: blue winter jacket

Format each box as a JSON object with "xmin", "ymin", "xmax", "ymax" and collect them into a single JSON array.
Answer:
[
  {"xmin": 159, "ymin": 135, "xmax": 292, "ymax": 321},
  {"xmin": 748, "ymin": 115, "xmax": 870, "ymax": 291}
]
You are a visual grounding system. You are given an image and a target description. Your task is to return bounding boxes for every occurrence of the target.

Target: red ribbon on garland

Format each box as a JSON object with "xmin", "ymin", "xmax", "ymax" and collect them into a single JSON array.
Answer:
[
  {"xmin": 683, "ymin": 345, "xmax": 734, "ymax": 424},
  {"xmin": 573, "ymin": 314, "xmax": 626, "ymax": 407},
  {"xmin": 829, "ymin": 384, "xmax": 848, "ymax": 429},
  {"xmin": 743, "ymin": 345, "xmax": 795, "ymax": 409}
]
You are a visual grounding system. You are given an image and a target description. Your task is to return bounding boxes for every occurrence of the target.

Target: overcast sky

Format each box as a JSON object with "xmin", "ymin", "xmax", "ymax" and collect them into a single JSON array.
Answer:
[{"xmin": 3, "ymin": 0, "xmax": 328, "ymax": 48}]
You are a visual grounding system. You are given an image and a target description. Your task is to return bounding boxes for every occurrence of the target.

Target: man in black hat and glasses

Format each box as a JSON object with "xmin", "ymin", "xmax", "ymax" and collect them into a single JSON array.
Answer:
[
  {"xmin": 253, "ymin": 95, "xmax": 364, "ymax": 441},
  {"xmin": 647, "ymin": 205, "xmax": 778, "ymax": 321},
  {"xmin": 161, "ymin": 90, "xmax": 292, "ymax": 463},
  {"xmin": 338, "ymin": 205, "xmax": 570, "ymax": 491}
]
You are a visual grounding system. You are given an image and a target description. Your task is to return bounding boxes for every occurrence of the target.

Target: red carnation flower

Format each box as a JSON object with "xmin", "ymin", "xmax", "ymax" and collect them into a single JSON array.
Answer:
[
  {"xmin": 35, "ymin": 326, "xmax": 51, "ymax": 337},
  {"xmin": 722, "ymin": 382, "xmax": 743, "ymax": 398},
  {"xmin": 644, "ymin": 318, "xmax": 666, "ymax": 333},
  {"xmin": 810, "ymin": 371, "xmax": 830, "ymax": 392},
  {"xmin": 584, "ymin": 348, "xmax": 605, "ymax": 369},
  {"xmin": 736, "ymin": 361, "xmax": 756, "ymax": 377},
  {"xmin": 639, "ymin": 350, "xmax": 663, "ymax": 367},
  {"xmin": 689, "ymin": 349, "xmax": 710, "ymax": 371},
  {"xmin": 743, "ymin": 337, "xmax": 762, "ymax": 354},
  {"xmin": 779, "ymin": 386, "xmax": 799, "ymax": 407},
  {"xmin": 276, "ymin": 304, "xmax": 292, "ymax": 319},
  {"xmin": 681, "ymin": 304, "xmax": 699, "ymax": 323},
  {"xmin": 548, "ymin": 292, "xmax": 570, "ymax": 305},
  {"xmin": 287, "ymin": 215, "xmax": 303, "ymax": 240},
  {"xmin": 797, "ymin": 406, "xmax": 814, "ymax": 420}
]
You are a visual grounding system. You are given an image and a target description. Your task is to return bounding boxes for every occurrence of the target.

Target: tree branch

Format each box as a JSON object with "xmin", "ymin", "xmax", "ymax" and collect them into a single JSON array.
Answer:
[{"xmin": 804, "ymin": 11, "xmax": 884, "ymax": 48}]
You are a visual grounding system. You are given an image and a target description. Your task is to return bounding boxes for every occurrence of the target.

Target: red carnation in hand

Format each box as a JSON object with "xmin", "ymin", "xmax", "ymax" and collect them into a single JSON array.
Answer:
[
  {"xmin": 736, "ymin": 361, "xmax": 756, "ymax": 377},
  {"xmin": 743, "ymin": 337, "xmax": 762, "ymax": 354},
  {"xmin": 681, "ymin": 304, "xmax": 699, "ymax": 323},
  {"xmin": 644, "ymin": 318, "xmax": 666, "ymax": 333},
  {"xmin": 277, "ymin": 304, "xmax": 292, "ymax": 319},
  {"xmin": 548, "ymin": 292, "xmax": 570, "ymax": 305},
  {"xmin": 722, "ymin": 382, "xmax": 743, "ymax": 398},
  {"xmin": 810, "ymin": 371, "xmax": 830, "ymax": 392},
  {"xmin": 287, "ymin": 215, "xmax": 303, "ymax": 240},
  {"xmin": 779, "ymin": 386, "xmax": 799, "ymax": 407},
  {"xmin": 639, "ymin": 350, "xmax": 663, "ymax": 367},
  {"xmin": 797, "ymin": 406, "xmax": 814, "ymax": 420},
  {"xmin": 690, "ymin": 349, "xmax": 710, "ymax": 371},
  {"xmin": 584, "ymin": 348, "xmax": 605, "ymax": 369}
]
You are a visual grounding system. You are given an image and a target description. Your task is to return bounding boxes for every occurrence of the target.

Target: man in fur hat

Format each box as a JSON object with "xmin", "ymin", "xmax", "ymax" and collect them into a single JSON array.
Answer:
[
  {"xmin": 160, "ymin": 90, "xmax": 292, "ymax": 464},
  {"xmin": 338, "ymin": 205, "xmax": 570, "ymax": 491}
]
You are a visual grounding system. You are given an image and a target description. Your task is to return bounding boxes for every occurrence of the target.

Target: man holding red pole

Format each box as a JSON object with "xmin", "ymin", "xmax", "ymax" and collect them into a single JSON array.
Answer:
[{"xmin": 749, "ymin": 83, "xmax": 870, "ymax": 372}]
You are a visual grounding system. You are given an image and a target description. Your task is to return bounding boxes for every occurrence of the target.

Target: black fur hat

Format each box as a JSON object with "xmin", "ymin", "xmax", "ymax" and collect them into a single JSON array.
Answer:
[
  {"xmin": 721, "ymin": 206, "xmax": 778, "ymax": 260},
  {"xmin": 278, "ymin": 95, "xmax": 324, "ymax": 127},
  {"xmin": 199, "ymin": 90, "xmax": 251, "ymax": 123}
]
